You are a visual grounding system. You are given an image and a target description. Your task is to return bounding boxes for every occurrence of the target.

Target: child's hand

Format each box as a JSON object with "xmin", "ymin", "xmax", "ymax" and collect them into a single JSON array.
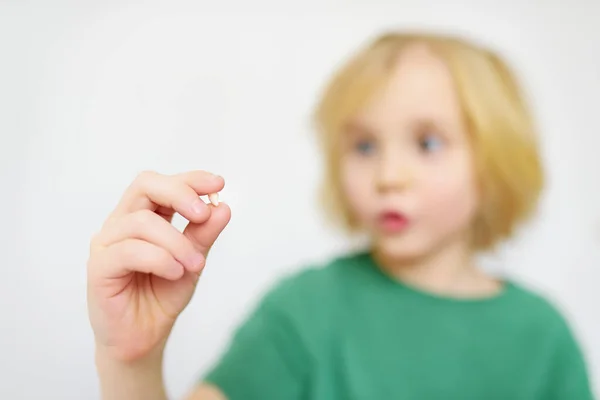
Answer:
[{"xmin": 86, "ymin": 170, "xmax": 230, "ymax": 363}]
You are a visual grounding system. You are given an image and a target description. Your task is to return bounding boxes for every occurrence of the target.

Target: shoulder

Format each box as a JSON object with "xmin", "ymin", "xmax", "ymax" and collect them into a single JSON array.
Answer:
[
  {"xmin": 507, "ymin": 282, "xmax": 568, "ymax": 325},
  {"xmin": 505, "ymin": 281, "xmax": 581, "ymax": 343},
  {"xmin": 507, "ymin": 284, "xmax": 594, "ymax": 397}
]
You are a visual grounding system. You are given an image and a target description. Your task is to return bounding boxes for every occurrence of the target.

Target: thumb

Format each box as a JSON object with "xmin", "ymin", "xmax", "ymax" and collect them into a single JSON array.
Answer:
[{"xmin": 183, "ymin": 202, "xmax": 231, "ymax": 259}]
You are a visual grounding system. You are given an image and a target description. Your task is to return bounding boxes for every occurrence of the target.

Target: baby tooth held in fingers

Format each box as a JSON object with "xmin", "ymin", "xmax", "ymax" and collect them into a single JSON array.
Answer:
[{"xmin": 208, "ymin": 192, "xmax": 220, "ymax": 206}]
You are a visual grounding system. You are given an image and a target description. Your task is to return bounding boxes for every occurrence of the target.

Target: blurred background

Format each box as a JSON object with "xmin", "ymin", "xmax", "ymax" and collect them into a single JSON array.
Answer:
[{"xmin": 1, "ymin": 1, "xmax": 598, "ymax": 398}]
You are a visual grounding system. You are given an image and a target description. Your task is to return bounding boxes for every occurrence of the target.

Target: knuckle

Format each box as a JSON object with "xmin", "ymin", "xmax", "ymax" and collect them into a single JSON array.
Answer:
[
  {"xmin": 134, "ymin": 170, "xmax": 158, "ymax": 186},
  {"xmin": 89, "ymin": 228, "xmax": 113, "ymax": 254},
  {"xmin": 139, "ymin": 169, "xmax": 158, "ymax": 179},
  {"xmin": 89, "ymin": 232, "xmax": 102, "ymax": 253},
  {"xmin": 89, "ymin": 231, "xmax": 100, "ymax": 246},
  {"xmin": 87, "ymin": 239, "xmax": 109, "ymax": 272},
  {"xmin": 131, "ymin": 209, "xmax": 155, "ymax": 227}
]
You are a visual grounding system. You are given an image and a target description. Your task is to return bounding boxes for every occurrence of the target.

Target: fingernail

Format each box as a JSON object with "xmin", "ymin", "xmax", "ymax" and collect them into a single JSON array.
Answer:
[{"xmin": 192, "ymin": 199, "xmax": 204, "ymax": 214}]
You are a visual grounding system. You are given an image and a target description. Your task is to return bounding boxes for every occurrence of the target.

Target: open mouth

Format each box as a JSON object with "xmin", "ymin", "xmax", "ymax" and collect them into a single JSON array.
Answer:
[{"xmin": 378, "ymin": 210, "xmax": 410, "ymax": 233}]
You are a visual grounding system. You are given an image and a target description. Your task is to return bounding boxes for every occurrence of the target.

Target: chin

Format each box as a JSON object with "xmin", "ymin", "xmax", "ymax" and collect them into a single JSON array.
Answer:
[{"xmin": 373, "ymin": 234, "xmax": 434, "ymax": 263}]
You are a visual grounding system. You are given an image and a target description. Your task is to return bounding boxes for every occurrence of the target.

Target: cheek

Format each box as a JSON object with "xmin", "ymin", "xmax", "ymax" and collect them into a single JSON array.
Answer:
[
  {"xmin": 422, "ymin": 164, "xmax": 479, "ymax": 228},
  {"xmin": 341, "ymin": 159, "xmax": 376, "ymax": 218}
]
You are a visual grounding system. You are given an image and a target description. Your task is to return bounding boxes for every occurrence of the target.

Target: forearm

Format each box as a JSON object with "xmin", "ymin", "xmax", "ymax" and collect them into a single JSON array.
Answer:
[{"xmin": 95, "ymin": 348, "xmax": 168, "ymax": 400}]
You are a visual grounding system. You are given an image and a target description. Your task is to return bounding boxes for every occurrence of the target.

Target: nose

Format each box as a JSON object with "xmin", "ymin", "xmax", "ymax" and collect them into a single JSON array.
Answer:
[{"xmin": 376, "ymin": 150, "xmax": 412, "ymax": 193}]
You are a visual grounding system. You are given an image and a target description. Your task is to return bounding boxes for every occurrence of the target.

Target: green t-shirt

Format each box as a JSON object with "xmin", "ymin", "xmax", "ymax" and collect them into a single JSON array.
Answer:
[{"xmin": 204, "ymin": 251, "xmax": 594, "ymax": 399}]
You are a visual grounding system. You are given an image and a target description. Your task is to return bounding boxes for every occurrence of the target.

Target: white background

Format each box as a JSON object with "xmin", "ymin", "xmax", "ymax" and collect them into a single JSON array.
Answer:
[{"xmin": 1, "ymin": 1, "xmax": 599, "ymax": 399}]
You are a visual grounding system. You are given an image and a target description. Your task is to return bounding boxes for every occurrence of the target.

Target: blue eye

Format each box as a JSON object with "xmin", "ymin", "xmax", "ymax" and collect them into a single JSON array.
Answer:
[
  {"xmin": 355, "ymin": 139, "xmax": 376, "ymax": 155},
  {"xmin": 419, "ymin": 134, "xmax": 443, "ymax": 153}
]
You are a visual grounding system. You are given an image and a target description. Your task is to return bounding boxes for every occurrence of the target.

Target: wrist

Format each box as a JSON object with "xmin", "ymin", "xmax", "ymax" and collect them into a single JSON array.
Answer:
[
  {"xmin": 95, "ymin": 346, "xmax": 163, "ymax": 370},
  {"xmin": 95, "ymin": 339, "xmax": 166, "ymax": 367},
  {"xmin": 95, "ymin": 345, "xmax": 167, "ymax": 400}
]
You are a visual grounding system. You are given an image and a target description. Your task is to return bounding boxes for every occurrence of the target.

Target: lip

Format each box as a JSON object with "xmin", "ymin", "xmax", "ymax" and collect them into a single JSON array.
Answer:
[{"xmin": 377, "ymin": 210, "xmax": 410, "ymax": 234}]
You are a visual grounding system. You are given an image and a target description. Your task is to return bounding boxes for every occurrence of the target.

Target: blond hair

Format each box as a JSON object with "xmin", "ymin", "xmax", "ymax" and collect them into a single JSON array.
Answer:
[{"xmin": 313, "ymin": 32, "xmax": 544, "ymax": 251}]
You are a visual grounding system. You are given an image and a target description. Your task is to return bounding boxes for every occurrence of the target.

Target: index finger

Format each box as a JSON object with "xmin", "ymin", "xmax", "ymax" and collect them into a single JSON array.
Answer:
[{"xmin": 110, "ymin": 170, "xmax": 225, "ymax": 222}]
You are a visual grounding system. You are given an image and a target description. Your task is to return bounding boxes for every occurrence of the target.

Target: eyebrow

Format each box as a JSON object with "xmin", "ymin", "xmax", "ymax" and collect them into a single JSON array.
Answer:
[
  {"xmin": 342, "ymin": 120, "xmax": 377, "ymax": 137},
  {"xmin": 410, "ymin": 117, "xmax": 441, "ymax": 131},
  {"xmin": 343, "ymin": 116, "xmax": 448, "ymax": 136}
]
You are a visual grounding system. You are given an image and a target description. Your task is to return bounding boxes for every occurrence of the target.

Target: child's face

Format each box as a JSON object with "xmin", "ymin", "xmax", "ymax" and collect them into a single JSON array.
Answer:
[{"xmin": 340, "ymin": 44, "xmax": 479, "ymax": 260}]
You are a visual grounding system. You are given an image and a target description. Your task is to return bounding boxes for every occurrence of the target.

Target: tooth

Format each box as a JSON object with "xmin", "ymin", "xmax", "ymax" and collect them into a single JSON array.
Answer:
[{"xmin": 208, "ymin": 192, "xmax": 219, "ymax": 206}]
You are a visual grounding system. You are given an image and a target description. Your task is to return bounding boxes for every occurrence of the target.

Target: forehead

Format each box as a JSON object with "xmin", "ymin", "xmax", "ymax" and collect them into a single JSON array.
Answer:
[{"xmin": 354, "ymin": 43, "xmax": 463, "ymax": 127}]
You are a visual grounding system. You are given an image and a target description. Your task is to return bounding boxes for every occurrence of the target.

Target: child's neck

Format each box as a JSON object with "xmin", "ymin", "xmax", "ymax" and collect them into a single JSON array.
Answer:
[{"xmin": 372, "ymin": 237, "xmax": 502, "ymax": 299}]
